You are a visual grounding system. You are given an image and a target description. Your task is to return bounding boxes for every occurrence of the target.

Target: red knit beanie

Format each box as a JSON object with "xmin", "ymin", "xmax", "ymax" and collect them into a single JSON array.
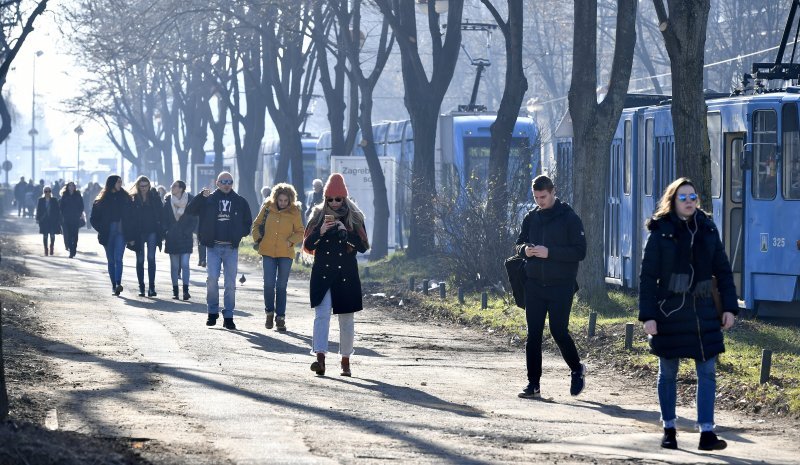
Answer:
[{"xmin": 324, "ymin": 173, "xmax": 349, "ymax": 198}]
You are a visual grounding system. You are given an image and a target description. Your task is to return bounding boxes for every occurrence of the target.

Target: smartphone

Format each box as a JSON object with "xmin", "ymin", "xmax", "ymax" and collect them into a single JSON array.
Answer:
[{"xmin": 324, "ymin": 214, "xmax": 335, "ymax": 223}]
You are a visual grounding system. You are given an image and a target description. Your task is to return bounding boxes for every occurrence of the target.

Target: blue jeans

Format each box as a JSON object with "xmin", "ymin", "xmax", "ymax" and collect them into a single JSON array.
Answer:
[
  {"xmin": 104, "ymin": 221, "xmax": 126, "ymax": 287},
  {"xmin": 135, "ymin": 232, "xmax": 158, "ymax": 287},
  {"xmin": 658, "ymin": 356, "xmax": 717, "ymax": 431},
  {"xmin": 170, "ymin": 253, "xmax": 190, "ymax": 286},
  {"xmin": 262, "ymin": 256, "xmax": 292, "ymax": 316},
  {"xmin": 206, "ymin": 244, "xmax": 238, "ymax": 318}
]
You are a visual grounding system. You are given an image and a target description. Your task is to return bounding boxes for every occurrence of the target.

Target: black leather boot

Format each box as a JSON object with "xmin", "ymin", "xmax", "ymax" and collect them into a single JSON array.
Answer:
[
  {"xmin": 182, "ymin": 285, "xmax": 190, "ymax": 301},
  {"xmin": 172, "ymin": 285, "xmax": 179, "ymax": 299}
]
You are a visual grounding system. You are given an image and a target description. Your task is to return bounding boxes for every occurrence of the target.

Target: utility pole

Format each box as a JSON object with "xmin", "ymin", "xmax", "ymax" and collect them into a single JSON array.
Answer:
[{"xmin": 29, "ymin": 50, "xmax": 43, "ymax": 181}]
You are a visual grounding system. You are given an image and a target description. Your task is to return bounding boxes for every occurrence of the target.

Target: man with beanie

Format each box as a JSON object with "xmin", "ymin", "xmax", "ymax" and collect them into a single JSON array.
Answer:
[{"xmin": 186, "ymin": 172, "xmax": 252, "ymax": 330}]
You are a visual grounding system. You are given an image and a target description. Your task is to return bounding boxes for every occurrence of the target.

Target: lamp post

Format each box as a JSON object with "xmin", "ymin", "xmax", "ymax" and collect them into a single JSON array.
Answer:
[
  {"xmin": 74, "ymin": 125, "xmax": 84, "ymax": 186},
  {"xmin": 30, "ymin": 50, "xmax": 43, "ymax": 181}
]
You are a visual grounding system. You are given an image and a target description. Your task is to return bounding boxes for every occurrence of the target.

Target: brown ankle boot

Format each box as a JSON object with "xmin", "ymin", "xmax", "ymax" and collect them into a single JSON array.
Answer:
[
  {"xmin": 340, "ymin": 357, "xmax": 351, "ymax": 377},
  {"xmin": 310, "ymin": 352, "xmax": 326, "ymax": 376}
]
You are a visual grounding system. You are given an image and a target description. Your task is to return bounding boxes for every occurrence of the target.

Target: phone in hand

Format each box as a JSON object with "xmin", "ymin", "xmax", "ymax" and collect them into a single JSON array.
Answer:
[{"xmin": 324, "ymin": 214, "xmax": 334, "ymax": 223}]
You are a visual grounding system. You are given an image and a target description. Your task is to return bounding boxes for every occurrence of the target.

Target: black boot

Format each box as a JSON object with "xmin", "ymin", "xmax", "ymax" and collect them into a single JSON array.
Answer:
[
  {"xmin": 182, "ymin": 284, "xmax": 190, "ymax": 301},
  {"xmin": 206, "ymin": 313, "xmax": 219, "ymax": 326},
  {"xmin": 172, "ymin": 285, "xmax": 179, "ymax": 299},
  {"xmin": 138, "ymin": 283, "xmax": 146, "ymax": 297},
  {"xmin": 698, "ymin": 431, "xmax": 727, "ymax": 451},
  {"xmin": 223, "ymin": 318, "xmax": 237, "ymax": 330},
  {"xmin": 148, "ymin": 285, "xmax": 157, "ymax": 297},
  {"xmin": 661, "ymin": 427, "xmax": 678, "ymax": 449}
]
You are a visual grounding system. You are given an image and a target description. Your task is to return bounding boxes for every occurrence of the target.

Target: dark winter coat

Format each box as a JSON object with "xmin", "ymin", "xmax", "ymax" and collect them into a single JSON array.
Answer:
[
  {"xmin": 186, "ymin": 189, "xmax": 252, "ymax": 248},
  {"xmin": 515, "ymin": 199, "xmax": 586, "ymax": 287},
  {"xmin": 59, "ymin": 191, "xmax": 84, "ymax": 227},
  {"xmin": 303, "ymin": 215, "xmax": 369, "ymax": 314},
  {"xmin": 36, "ymin": 197, "xmax": 61, "ymax": 234},
  {"xmin": 14, "ymin": 181, "xmax": 27, "ymax": 203},
  {"xmin": 162, "ymin": 193, "xmax": 198, "ymax": 255},
  {"xmin": 90, "ymin": 190, "xmax": 132, "ymax": 246},
  {"xmin": 125, "ymin": 188, "xmax": 164, "ymax": 251},
  {"xmin": 638, "ymin": 210, "xmax": 738, "ymax": 361}
]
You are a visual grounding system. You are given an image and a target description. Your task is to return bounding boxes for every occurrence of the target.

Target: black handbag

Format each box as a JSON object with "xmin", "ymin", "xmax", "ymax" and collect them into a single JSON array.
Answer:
[
  {"xmin": 504, "ymin": 254, "xmax": 526, "ymax": 309},
  {"xmin": 252, "ymin": 205, "xmax": 269, "ymax": 250}
]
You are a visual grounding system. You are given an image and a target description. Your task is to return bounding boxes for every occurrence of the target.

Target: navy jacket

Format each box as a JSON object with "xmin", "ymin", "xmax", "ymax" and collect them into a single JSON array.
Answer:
[
  {"xmin": 515, "ymin": 199, "xmax": 586, "ymax": 287},
  {"xmin": 638, "ymin": 210, "xmax": 738, "ymax": 360},
  {"xmin": 186, "ymin": 189, "xmax": 252, "ymax": 248},
  {"xmin": 162, "ymin": 193, "xmax": 198, "ymax": 255}
]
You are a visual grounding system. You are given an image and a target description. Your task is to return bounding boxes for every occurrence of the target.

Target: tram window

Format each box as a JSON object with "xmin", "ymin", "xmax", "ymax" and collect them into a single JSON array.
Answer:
[
  {"xmin": 645, "ymin": 119, "xmax": 654, "ymax": 196},
  {"xmin": 783, "ymin": 104, "xmax": 800, "ymax": 200},
  {"xmin": 708, "ymin": 113, "xmax": 722, "ymax": 198},
  {"xmin": 752, "ymin": 110, "xmax": 777, "ymax": 200},
  {"xmin": 624, "ymin": 120, "xmax": 632, "ymax": 194},
  {"xmin": 730, "ymin": 138, "xmax": 743, "ymax": 203}
]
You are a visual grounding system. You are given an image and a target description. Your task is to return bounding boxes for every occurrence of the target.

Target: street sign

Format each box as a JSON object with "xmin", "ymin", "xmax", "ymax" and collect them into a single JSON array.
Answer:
[
  {"xmin": 1, "ymin": 160, "xmax": 11, "ymax": 172},
  {"xmin": 193, "ymin": 164, "xmax": 230, "ymax": 194}
]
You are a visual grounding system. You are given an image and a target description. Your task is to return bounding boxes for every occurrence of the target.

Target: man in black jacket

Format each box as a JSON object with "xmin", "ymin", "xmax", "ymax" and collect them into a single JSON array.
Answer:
[
  {"xmin": 186, "ymin": 172, "xmax": 252, "ymax": 330},
  {"xmin": 515, "ymin": 175, "xmax": 587, "ymax": 399}
]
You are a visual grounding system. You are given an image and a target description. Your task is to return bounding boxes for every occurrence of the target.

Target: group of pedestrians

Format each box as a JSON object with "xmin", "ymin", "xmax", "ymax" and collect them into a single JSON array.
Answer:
[
  {"xmin": 514, "ymin": 174, "xmax": 737, "ymax": 452},
  {"xmin": 31, "ymin": 180, "xmax": 86, "ymax": 258}
]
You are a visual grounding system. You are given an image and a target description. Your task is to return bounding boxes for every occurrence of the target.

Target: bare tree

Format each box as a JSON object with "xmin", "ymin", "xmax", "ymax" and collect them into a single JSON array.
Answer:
[
  {"xmin": 0, "ymin": 0, "xmax": 50, "ymax": 145},
  {"xmin": 479, "ymin": 0, "xmax": 527, "ymax": 245},
  {"xmin": 568, "ymin": 0, "xmax": 637, "ymax": 304},
  {"xmin": 374, "ymin": 0, "xmax": 465, "ymax": 259},
  {"xmin": 652, "ymin": 0, "xmax": 712, "ymax": 205}
]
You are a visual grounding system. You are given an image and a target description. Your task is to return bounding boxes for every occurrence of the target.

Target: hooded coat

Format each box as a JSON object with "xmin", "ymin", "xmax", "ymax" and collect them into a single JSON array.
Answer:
[
  {"xmin": 186, "ymin": 188, "xmax": 252, "ymax": 248},
  {"xmin": 252, "ymin": 199, "xmax": 304, "ymax": 259},
  {"xmin": 162, "ymin": 193, "xmax": 197, "ymax": 255},
  {"xmin": 638, "ymin": 209, "xmax": 738, "ymax": 361}
]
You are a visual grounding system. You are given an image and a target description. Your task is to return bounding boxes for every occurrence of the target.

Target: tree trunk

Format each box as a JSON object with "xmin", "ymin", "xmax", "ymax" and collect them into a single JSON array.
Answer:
[
  {"xmin": 482, "ymin": 0, "xmax": 528, "ymax": 245},
  {"xmin": 568, "ymin": 0, "xmax": 637, "ymax": 305},
  {"xmin": 654, "ymin": 0, "xmax": 712, "ymax": 207},
  {"xmin": 407, "ymin": 102, "xmax": 439, "ymax": 258},
  {"xmin": 360, "ymin": 88, "xmax": 390, "ymax": 260}
]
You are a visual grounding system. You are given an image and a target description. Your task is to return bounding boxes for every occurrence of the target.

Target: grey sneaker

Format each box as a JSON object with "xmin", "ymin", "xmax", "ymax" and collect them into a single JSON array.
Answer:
[
  {"xmin": 570, "ymin": 363, "xmax": 587, "ymax": 396},
  {"xmin": 518, "ymin": 384, "xmax": 541, "ymax": 399},
  {"xmin": 265, "ymin": 311, "xmax": 274, "ymax": 329}
]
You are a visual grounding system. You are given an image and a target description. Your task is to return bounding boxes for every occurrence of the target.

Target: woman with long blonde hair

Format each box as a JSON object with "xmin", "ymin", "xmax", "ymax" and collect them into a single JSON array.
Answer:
[
  {"xmin": 639, "ymin": 177, "xmax": 737, "ymax": 451},
  {"xmin": 127, "ymin": 175, "xmax": 164, "ymax": 297}
]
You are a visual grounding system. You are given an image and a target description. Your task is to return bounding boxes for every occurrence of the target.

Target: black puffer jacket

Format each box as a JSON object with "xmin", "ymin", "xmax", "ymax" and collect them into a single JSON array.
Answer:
[
  {"xmin": 126, "ymin": 188, "xmax": 164, "ymax": 250},
  {"xmin": 162, "ymin": 193, "xmax": 198, "ymax": 255},
  {"xmin": 638, "ymin": 210, "xmax": 738, "ymax": 361},
  {"xmin": 91, "ymin": 190, "xmax": 132, "ymax": 246},
  {"xmin": 303, "ymin": 212, "xmax": 369, "ymax": 314},
  {"xmin": 515, "ymin": 199, "xmax": 586, "ymax": 287}
]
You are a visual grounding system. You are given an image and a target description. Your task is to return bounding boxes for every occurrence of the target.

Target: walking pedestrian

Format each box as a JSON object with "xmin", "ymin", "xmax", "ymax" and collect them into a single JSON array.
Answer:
[
  {"xmin": 252, "ymin": 183, "xmax": 304, "ymax": 332},
  {"xmin": 186, "ymin": 172, "xmax": 252, "ymax": 330},
  {"xmin": 91, "ymin": 175, "xmax": 131, "ymax": 295},
  {"xmin": 59, "ymin": 181, "xmax": 84, "ymax": 258},
  {"xmin": 13, "ymin": 177, "xmax": 27, "ymax": 217},
  {"xmin": 303, "ymin": 173, "xmax": 369, "ymax": 377},
  {"xmin": 35, "ymin": 185, "xmax": 61, "ymax": 256},
  {"xmin": 25, "ymin": 179, "xmax": 36, "ymax": 218},
  {"xmin": 260, "ymin": 186, "xmax": 271, "ymax": 205},
  {"xmin": 639, "ymin": 177, "xmax": 737, "ymax": 451},
  {"xmin": 127, "ymin": 175, "xmax": 164, "ymax": 297},
  {"xmin": 304, "ymin": 178, "xmax": 323, "ymax": 221},
  {"xmin": 515, "ymin": 174, "xmax": 587, "ymax": 399},
  {"xmin": 162, "ymin": 180, "xmax": 197, "ymax": 300}
]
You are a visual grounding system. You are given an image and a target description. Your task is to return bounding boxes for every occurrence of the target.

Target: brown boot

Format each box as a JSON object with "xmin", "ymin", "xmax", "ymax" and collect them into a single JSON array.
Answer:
[
  {"xmin": 44, "ymin": 245, "xmax": 49, "ymax": 256},
  {"xmin": 340, "ymin": 357, "xmax": 351, "ymax": 377},
  {"xmin": 310, "ymin": 352, "xmax": 325, "ymax": 376},
  {"xmin": 50, "ymin": 244, "xmax": 54, "ymax": 256}
]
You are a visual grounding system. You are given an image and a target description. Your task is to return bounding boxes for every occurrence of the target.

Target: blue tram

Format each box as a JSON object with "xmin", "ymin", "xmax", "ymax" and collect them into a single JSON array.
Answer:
[{"xmin": 555, "ymin": 91, "xmax": 800, "ymax": 317}]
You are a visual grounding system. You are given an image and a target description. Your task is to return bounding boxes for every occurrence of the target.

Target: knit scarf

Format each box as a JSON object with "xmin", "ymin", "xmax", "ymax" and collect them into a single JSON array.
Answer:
[{"xmin": 171, "ymin": 193, "xmax": 189, "ymax": 221}]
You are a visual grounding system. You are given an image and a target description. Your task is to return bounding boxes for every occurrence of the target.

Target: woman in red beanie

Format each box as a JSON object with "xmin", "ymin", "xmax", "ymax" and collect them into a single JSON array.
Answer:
[{"xmin": 303, "ymin": 173, "xmax": 369, "ymax": 376}]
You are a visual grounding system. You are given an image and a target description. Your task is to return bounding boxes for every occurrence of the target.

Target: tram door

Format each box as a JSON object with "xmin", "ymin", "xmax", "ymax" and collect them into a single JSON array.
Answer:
[
  {"xmin": 606, "ymin": 139, "xmax": 622, "ymax": 281},
  {"xmin": 723, "ymin": 134, "xmax": 745, "ymax": 296}
]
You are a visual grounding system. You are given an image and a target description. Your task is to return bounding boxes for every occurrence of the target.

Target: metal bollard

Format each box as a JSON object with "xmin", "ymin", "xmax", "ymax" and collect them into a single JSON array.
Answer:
[
  {"xmin": 624, "ymin": 323, "xmax": 634, "ymax": 350},
  {"xmin": 409, "ymin": 277, "xmax": 415, "ymax": 291},
  {"xmin": 760, "ymin": 349, "xmax": 773, "ymax": 384},
  {"xmin": 588, "ymin": 312, "xmax": 597, "ymax": 337},
  {"xmin": 439, "ymin": 282, "xmax": 446, "ymax": 299},
  {"xmin": 422, "ymin": 279, "xmax": 429, "ymax": 295},
  {"xmin": 481, "ymin": 292, "xmax": 488, "ymax": 309},
  {"xmin": 458, "ymin": 287, "xmax": 465, "ymax": 304}
]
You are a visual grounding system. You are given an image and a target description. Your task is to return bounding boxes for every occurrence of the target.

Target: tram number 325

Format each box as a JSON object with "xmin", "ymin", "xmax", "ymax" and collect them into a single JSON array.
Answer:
[{"xmin": 773, "ymin": 237, "xmax": 786, "ymax": 247}]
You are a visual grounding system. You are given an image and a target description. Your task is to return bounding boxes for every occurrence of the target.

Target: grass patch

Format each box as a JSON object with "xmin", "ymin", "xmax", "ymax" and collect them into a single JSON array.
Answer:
[
  {"xmin": 364, "ymin": 251, "xmax": 800, "ymax": 418},
  {"xmin": 237, "ymin": 238, "xmax": 310, "ymax": 277}
]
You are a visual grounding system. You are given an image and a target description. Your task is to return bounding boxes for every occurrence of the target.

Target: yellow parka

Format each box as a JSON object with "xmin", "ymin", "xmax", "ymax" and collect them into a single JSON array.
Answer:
[{"xmin": 251, "ymin": 200, "xmax": 304, "ymax": 258}]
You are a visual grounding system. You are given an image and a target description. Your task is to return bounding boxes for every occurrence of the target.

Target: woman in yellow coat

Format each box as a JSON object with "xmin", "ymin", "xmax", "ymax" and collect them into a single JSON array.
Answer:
[{"xmin": 252, "ymin": 183, "xmax": 304, "ymax": 331}]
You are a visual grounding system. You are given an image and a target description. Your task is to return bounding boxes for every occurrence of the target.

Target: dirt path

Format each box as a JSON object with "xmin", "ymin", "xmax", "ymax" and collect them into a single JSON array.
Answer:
[{"xmin": 2, "ymin": 214, "xmax": 798, "ymax": 464}]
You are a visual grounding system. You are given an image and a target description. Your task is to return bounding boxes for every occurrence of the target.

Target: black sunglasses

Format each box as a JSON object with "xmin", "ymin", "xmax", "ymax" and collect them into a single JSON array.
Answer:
[
  {"xmin": 326, "ymin": 197, "xmax": 343, "ymax": 203},
  {"xmin": 677, "ymin": 193, "xmax": 698, "ymax": 202},
  {"xmin": 219, "ymin": 179, "xmax": 233, "ymax": 185}
]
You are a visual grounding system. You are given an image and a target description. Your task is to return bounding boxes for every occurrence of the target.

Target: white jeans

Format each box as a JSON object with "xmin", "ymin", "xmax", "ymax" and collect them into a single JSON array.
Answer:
[{"xmin": 312, "ymin": 290, "xmax": 355, "ymax": 357}]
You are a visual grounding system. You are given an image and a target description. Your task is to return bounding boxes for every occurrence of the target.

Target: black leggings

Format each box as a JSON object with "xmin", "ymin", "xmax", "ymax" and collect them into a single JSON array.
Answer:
[
  {"xmin": 42, "ymin": 233, "xmax": 55, "ymax": 249},
  {"xmin": 524, "ymin": 279, "xmax": 582, "ymax": 385}
]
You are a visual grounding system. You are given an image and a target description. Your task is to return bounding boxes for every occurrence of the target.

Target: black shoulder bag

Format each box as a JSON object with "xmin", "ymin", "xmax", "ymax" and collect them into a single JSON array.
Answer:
[{"xmin": 252, "ymin": 205, "xmax": 269, "ymax": 250}]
